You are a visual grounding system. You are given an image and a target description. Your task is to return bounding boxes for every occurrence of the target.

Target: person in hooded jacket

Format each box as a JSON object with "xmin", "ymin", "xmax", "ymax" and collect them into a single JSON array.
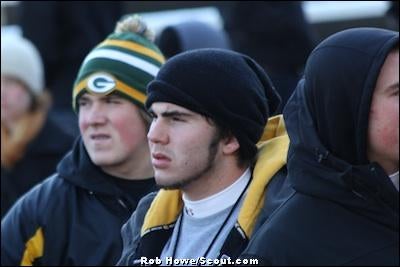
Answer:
[
  {"xmin": 1, "ymin": 35, "xmax": 74, "ymax": 218},
  {"xmin": 239, "ymin": 27, "xmax": 399, "ymax": 265},
  {"xmin": 1, "ymin": 15, "xmax": 165, "ymax": 266}
]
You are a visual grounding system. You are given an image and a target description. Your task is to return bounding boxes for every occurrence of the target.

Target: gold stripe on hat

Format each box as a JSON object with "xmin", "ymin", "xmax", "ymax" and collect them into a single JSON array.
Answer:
[
  {"xmin": 99, "ymin": 39, "xmax": 165, "ymax": 64},
  {"xmin": 73, "ymin": 76, "xmax": 146, "ymax": 110}
]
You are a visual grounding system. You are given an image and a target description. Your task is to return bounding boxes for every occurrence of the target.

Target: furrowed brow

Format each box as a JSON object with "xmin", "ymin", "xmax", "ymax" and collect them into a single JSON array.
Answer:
[
  {"xmin": 147, "ymin": 108, "xmax": 194, "ymax": 118},
  {"xmin": 160, "ymin": 111, "xmax": 193, "ymax": 118}
]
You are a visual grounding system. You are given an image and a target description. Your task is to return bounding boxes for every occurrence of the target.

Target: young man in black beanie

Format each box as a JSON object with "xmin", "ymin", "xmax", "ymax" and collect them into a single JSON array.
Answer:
[{"xmin": 118, "ymin": 48, "xmax": 290, "ymax": 266}]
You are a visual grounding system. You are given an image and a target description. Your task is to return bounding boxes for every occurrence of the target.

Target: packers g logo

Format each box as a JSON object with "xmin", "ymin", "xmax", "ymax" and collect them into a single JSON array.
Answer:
[{"xmin": 87, "ymin": 73, "xmax": 116, "ymax": 94}]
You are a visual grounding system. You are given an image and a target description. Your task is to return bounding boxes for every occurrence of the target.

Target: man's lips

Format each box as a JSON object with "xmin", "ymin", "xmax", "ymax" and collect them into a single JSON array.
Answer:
[
  {"xmin": 90, "ymin": 133, "xmax": 111, "ymax": 140},
  {"xmin": 152, "ymin": 153, "xmax": 171, "ymax": 168}
]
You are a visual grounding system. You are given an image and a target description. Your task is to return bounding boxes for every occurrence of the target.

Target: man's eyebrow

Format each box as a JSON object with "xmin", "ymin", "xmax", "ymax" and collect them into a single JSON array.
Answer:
[
  {"xmin": 103, "ymin": 93, "xmax": 121, "ymax": 99},
  {"xmin": 385, "ymin": 82, "xmax": 399, "ymax": 93},
  {"xmin": 148, "ymin": 108, "xmax": 194, "ymax": 118},
  {"xmin": 79, "ymin": 94, "xmax": 90, "ymax": 101},
  {"xmin": 162, "ymin": 111, "xmax": 194, "ymax": 117}
]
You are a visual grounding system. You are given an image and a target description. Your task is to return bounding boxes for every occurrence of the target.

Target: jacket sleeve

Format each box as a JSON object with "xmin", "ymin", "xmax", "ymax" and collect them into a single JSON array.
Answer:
[
  {"xmin": 1, "ymin": 176, "xmax": 55, "ymax": 266},
  {"xmin": 117, "ymin": 192, "xmax": 157, "ymax": 266}
]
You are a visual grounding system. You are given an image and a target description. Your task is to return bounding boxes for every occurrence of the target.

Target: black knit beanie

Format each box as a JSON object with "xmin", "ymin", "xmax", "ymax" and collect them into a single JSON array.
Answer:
[{"xmin": 146, "ymin": 48, "xmax": 281, "ymax": 159}]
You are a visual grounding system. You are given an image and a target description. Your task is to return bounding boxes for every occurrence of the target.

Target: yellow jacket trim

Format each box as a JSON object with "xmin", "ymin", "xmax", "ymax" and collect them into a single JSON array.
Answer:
[
  {"xmin": 141, "ymin": 115, "xmax": 289, "ymax": 238},
  {"xmin": 20, "ymin": 227, "xmax": 44, "ymax": 266},
  {"xmin": 141, "ymin": 190, "xmax": 183, "ymax": 235},
  {"xmin": 238, "ymin": 115, "xmax": 289, "ymax": 238},
  {"xmin": 99, "ymin": 39, "xmax": 165, "ymax": 64}
]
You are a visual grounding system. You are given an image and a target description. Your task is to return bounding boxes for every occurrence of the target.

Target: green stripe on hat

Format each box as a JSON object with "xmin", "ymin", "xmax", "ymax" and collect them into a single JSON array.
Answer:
[
  {"xmin": 97, "ymin": 44, "xmax": 163, "ymax": 68},
  {"xmin": 99, "ymin": 38, "xmax": 164, "ymax": 64}
]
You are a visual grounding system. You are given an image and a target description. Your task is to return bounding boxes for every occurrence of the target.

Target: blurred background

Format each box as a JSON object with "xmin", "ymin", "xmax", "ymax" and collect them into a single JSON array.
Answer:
[
  {"xmin": 1, "ymin": 1, "xmax": 398, "ymax": 136},
  {"xmin": 2, "ymin": 1, "xmax": 398, "ymax": 39}
]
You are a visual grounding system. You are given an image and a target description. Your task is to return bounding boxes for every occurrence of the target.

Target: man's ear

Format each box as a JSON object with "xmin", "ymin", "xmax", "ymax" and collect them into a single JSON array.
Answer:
[{"xmin": 222, "ymin": 135, "xmax": 240, "ymax": 155}]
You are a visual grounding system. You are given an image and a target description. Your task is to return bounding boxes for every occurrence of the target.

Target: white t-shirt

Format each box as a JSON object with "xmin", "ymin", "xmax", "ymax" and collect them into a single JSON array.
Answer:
[{"xmin": 160, "ymin": 168, "xmax": 251, "ymax": 265}]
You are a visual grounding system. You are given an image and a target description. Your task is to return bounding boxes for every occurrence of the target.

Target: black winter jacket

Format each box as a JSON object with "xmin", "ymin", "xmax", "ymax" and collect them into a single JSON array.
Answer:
[{"xmin": 1, "ymin": 138, "xmax": 156, "ymax": 265}]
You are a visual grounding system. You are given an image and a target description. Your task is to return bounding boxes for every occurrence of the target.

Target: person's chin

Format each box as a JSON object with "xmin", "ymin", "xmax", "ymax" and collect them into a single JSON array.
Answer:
[
  {"xmin": 155, "ymin": 173, "xmax": 194, "ymax": 191},
  {"xmin": 89, "ymin": 153, "xmax": 115, "ymax": 167},
  {"xmin": 155, "ymin": 173, "xmax": 178, "ymax": 189}
]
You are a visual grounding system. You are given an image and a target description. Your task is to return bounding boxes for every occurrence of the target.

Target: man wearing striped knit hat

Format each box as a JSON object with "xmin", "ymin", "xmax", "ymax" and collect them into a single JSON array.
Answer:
[{"xmin": 1, "ymin": 15, "xmax": 164, "ymax": 266}]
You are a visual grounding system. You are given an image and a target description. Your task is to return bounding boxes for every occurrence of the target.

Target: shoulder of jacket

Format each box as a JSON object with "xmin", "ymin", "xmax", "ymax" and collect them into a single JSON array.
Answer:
[
  {"xmin": 124, "ymin": 191, "xmax": 158, "ymax": 237},
  {"xmin": 21, "ymin": 173, "xmax": 76, "ymax": 210},
  {"xmin": 136, "ymin": 191, "xmax": 158, "ymax": 215}
]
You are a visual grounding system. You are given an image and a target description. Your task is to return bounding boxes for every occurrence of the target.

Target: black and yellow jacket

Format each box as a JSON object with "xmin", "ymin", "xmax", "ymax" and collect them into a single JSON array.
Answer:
[
  {"xmin": 1, "ymin": 138, "xmax": 156, "ymax": 266},
  {"xmin": 117, "ymin": 115, "xmax": 290, "ymax": 265}
]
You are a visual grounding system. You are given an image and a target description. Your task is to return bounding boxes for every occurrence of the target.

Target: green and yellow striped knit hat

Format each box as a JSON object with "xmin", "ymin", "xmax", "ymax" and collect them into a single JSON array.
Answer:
[{"xmin": 72, "ymin": 15, "xmax": 165, "ymax": 112}]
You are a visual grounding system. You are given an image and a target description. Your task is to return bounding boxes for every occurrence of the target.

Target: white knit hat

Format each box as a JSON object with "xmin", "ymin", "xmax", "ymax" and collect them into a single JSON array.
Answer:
[{"xmin": 1, "ymin": 35, "xmax": 44, "ymax": 95}]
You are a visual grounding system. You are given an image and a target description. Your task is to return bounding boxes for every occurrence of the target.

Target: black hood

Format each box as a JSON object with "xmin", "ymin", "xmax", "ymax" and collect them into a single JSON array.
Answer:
[
  {"xmin": 57, "ymin": 137, "xmax": 123, "ymax": 196},
  {"xmin": 302, "ymin": 28, "xmax": 398, "ymax": 165},
  {"xmin": 283, "ymin": 28, "xmax": 398, "ymax": 229}
]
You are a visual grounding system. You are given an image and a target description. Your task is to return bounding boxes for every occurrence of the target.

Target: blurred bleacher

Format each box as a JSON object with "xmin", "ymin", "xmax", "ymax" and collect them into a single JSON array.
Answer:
[{"xmin": 2, "ymin": 1, "xmax": 396, "ymax": 41}]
